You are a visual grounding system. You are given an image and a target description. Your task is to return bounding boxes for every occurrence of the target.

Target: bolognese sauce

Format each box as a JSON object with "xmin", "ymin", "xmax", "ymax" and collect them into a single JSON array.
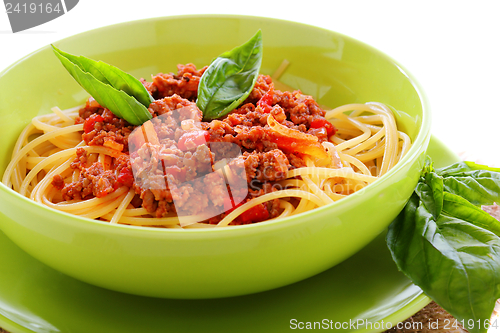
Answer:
[{"xmin": 53, "ymin": 64, "xmax": 338, "ymax": 225}]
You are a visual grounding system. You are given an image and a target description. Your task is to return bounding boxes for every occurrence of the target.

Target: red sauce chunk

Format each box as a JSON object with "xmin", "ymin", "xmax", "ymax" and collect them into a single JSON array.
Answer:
[
  {"xmin": 236, "ymin": 203, "xmax": 270, "ymax": 223},
  {"xmin": 177, "ymin": 130, "xmax": 210, "ymax": 151},
  {"xmin": 83, "ymin": 114, "xmax": 104, "ymax": 134},
  {"xmin": 310, "ymin": 118, "xmax": 337, "ymax": 136}
]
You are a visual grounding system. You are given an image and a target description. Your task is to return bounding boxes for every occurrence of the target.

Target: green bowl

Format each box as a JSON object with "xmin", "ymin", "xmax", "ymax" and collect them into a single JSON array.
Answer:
[{"xmin": 0, "ymin": 15, "xmax": 431, "ymax": 299}]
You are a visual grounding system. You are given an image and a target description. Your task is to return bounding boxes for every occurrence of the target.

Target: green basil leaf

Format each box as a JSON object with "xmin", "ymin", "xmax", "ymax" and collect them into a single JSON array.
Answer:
[
  {"xmin": 415, "ymin": 171, "xmax": 444, "ymax": 219},
  {"xmin": 442, "ymin": 191, "xmax": 500, "ymax": 237},
  {"xmin": 440, "ymin": 169, "xmax": 500, "ymax": 207},
  {"xmin": 52, "ymin": 45, "xmax": 152, "ymax": 126},
  {"xmin": 387, "ymin": 194, "xmax": 500, "ymax": 333},
  {"xmin": 386, "ymin": 193, "xmax": 421, "ymax": 268},
  {"xmin": 196, "ymin": 30, "xmax": 263, "ymax": 120},
  {"xmin": 421, "ymin": 155, "xmax": 436, "ymax": 175},
  {"xmin": 438, "ymin": 161, "xmax": 500, "ymax": 177}
]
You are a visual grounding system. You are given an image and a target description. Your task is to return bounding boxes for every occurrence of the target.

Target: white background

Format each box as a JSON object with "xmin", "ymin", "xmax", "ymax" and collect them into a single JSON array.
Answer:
[{"xmin": 1, "ymin": 0, "xmax": 499, "ymax": 166}]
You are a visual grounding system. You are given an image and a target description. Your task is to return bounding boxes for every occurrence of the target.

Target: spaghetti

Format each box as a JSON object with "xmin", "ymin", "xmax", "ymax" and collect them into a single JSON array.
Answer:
[{"xmin": 2, "ymin": 65, "xmax": 411, "ymax": 229}]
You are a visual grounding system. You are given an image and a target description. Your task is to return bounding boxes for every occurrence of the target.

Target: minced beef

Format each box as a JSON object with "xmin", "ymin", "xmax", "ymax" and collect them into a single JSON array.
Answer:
[
  {"xmin": 53, "ymin": 64, "xmax": 336, "ymax": 225},
  {"xmin": 146, "ymin": 63, "xmax": 207, "ymax": 101}
]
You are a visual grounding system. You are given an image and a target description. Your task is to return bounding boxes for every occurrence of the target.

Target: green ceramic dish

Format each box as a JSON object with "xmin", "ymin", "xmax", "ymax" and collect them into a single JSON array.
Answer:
[
  {"xmin": 0, "ymin": 15, "xmax": 431, "ymax": 299},
  {"xmin": 1, "ymin": 133, "xmax": 464, "ymax": 333}
]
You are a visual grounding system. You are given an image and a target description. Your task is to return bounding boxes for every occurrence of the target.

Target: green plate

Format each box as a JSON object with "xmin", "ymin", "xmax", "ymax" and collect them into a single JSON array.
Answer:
[
  {"xmin": 0, "ymin": 136, "xmax": 458, "ymax": 333},
  {"xmin": 0, "ymin": 15, "xmax": 431, "ymax": 299}
]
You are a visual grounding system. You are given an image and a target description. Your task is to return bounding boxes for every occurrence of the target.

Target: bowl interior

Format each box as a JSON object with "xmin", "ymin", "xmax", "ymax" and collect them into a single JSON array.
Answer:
[
  {"xmin": 0, "ymin": 15, "xmax": 430, "ymax": 298},
  {"xmin": 0, "ymin": 15, "xmax": 427, "ymax": 178}
]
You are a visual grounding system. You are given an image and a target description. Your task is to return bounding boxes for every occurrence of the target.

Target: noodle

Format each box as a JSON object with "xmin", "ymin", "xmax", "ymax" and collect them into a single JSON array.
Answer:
[{"xmin": 2, "ymin": 66, "xmax": 412, "ymax": 229}]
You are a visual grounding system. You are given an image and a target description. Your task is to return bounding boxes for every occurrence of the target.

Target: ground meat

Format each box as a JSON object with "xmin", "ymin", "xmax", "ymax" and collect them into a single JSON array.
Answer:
[
  {"xmin": 245, "ymin": 74, "xmax": 273, "ymax": 103},
  {"xmin": 86, "ymin": 164, "xmax": 116, "ymax": 198},
  {"xmin": 206, "ymin": 120, "xmax": 278, "ymax": 154},
  {"xmin": 275, "ymin": 90, "xmax": 326, "ymax": 127},
  {"xmin": 149, "ymin": 63, "xmax": 207, "ymax": 101},
  {"xmin": 59, "ymin": 148, "xmax": 94, "ymax": 201},
  {"xmin": 244, "ymin": 74, "xmax": 327, "ymax": 128},
  {"xmin": 183, "ymin": 145, "xmax": 213, "ymax": 179},
  {"xmin": 238, "ymin": 150, "xmax": 290, "ymax": 183},
  {"xmin": 259, "ymin": 150, "xmax": 290, "ymax": 181},
  {"xmin": 128, "ymin": 97, "xmax": 215, "ymax": 217},
  {"xmin": 51, "ymin": 174, "xmax": 64, "ymax": 190},
  {"xmin": 288, "ymin": 153, "xmax": 307, "ymax": 168},
  {"xmin": 141, "ymin": 189, "xmax": 157, "ymax": 214},
  {"xmin": 240, "ymin": 152, "xmax": 259, "ymax": 183},
  {"xmin": 203, "ymin": 173, "xmax": 227, "ymax": 207},
  {"xmin": 80, "ymin": 107, "xmax": 135, "ymax": 153},
  {"xmin": 140, "ymin": 79, "xmax": 157, "ymax": 97},
  {"xmin": 148, "ymin": 94, "xmax": 202, "ymax": 120},
  {"xmin": 78, "ymin": 97, "xmax": 102, "ymax": 120},
  {"xmin": 231, "ymin": 125, "xmax": 279, "ymax": 152},
  {"xmin": 51, "ymin": 64, "xmax": 337, "ymax": 225},
  {"xmin": 131, "ymin": 79, "xmax": 323, "ymax": 220},
  {"xmin": 71, "ymin": 147, "xmax": 88, "ymax": 168},
  {"xmin": 221, "ymin": 182, "xmax": 281, "ymax": 225},
  {"xmin": 57, "ymin": 148, "xmax": 132, "ymax": 201}
]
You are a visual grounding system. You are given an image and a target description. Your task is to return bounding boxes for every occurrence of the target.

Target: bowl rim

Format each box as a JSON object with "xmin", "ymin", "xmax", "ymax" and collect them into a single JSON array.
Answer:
[{"xmin": 0, "ymin": 13, "xmax": 432, "ymax": 235}]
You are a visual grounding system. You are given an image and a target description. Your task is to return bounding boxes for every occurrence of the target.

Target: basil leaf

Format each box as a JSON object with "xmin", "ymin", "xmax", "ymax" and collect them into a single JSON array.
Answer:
[
  {"xmin": 440, "ymin": 169, "xmax": 500, "ymax": 207},
  {"xmin": 415, "ymin": 171, "xmax": 444, "ymax": 219},
  {"xmin": 438, "ymin": 161, "xmax": 500, "ymax": 176},
  {"xmin": 387, "ymin": 194, "xmax": 500, "ymax": 333},
  {"xmin": 421, "ymin": 155, "xmax": 436, "ymax": 175},
  {"xmin": 388, "ymin": 156, "xmax": 500, "ymax": 333},
  {"xmin": 386, "ymin": 193, "xmax": 420, "ymax": 268},
  {"xmin": 197, "ymin": 30, "xmax": 263, "ymax": 120},
  {"xmin": 442, "ymin": 191, "xmax": 500, "ymax": 237},
  {"xmin": 52, "ymin": 45, "xmax": 152, "ymax": 126}
]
